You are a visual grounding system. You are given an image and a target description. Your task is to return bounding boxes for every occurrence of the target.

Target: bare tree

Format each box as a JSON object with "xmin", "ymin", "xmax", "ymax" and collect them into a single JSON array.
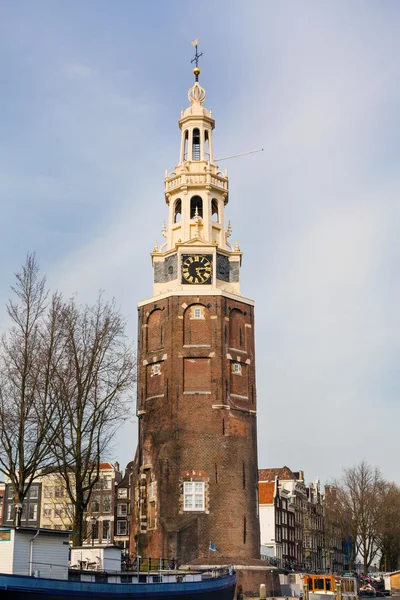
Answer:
[
  {"xmin": 0, "ymin": 254, "xmax": 63, "ymax": 525},
  {"xmin": 49, "ymin": 294, "xmax": 135, "ymax": 546},
  {"xmin": 376, "ymin": 482, "xmax": 400, "ymax": 572},
  {"xmin": 334, "ymin": 461, "xmax": 383, "ymax": 572}
]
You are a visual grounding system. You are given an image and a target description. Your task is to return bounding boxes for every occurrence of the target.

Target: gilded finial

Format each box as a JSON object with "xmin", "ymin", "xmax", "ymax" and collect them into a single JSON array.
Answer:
[
  {"xmin": 235, "ymin": 240, "xmax": 240, "ymax": 251},
  {"xmin": 227, "ymin": 221, "xmax": 232, "ymax": 238},
  {"xmin": 162, "ymin": 221, "xmax": 167, "ymax": 238},
  {"xmin": 153, "ymin": 240, "xmax": 159, "ymax": 252}
]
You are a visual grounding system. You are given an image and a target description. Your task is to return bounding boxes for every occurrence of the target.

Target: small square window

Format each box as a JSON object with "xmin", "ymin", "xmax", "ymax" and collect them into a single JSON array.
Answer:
[
  {"xmin": 192, "ymin": 306, "xmax": 203, "ymax": 319},
  {"xmin": 232, "ymin": 362, "xmax": 242, "ymax": 375},
  {"xmin": 152, "ymin": 363, "xmax": 161, "ymax": 376}
]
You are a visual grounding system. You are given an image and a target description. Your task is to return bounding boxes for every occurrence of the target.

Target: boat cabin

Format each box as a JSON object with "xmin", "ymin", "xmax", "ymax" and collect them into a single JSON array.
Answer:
[
  {"xmin": 70, "ymin": 546, "xmax": 122, "ymax": 572},
  {"xmin": 304, "ymin": 574, "xmax": 336, "ymax": 594},
  {"xmin": 0, "ymin": 526, "xmax": 71, "ymax": 579}
]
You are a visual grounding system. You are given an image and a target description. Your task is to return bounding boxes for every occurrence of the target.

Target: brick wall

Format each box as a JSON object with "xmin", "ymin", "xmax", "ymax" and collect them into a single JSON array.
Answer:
[{"xmin": 132, "ymin": 294, "xmax": 260, "ymax": 564}]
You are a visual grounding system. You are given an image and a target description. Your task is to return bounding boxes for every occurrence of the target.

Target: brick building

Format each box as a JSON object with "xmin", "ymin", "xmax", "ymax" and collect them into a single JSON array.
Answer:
[
  {"xmin": 131, "ymin": 65, "xmax": 260, "ymax": 565},
  {"xmin": 84, "ymin": 462, "xmax": 122, "ymax": 545},
  {"xmin": 259, "ymin": 476, "xmax": 296, "ymax": 568},
  {"xmin": 114, "ymin": 461, "xmax": 133, "ymax": 553}
]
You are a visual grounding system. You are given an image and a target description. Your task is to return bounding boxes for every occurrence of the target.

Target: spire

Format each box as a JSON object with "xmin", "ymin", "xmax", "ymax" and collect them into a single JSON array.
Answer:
[{"xmin": 161, "ymin": 42, "xmax": 232, "ymax": 252}]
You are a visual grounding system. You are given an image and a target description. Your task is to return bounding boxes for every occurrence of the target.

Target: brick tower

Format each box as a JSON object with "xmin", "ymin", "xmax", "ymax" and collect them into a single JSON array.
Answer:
[{"xmin": 131, "ymin": 60, "xmax": 260, "ymax": 566}]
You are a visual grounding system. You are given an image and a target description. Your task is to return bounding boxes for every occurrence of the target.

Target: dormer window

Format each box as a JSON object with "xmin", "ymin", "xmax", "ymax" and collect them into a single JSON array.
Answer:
[
  {"xmin": 190, "ymin": 196, "xmax": 203, "ymax": 219},
  {"xmin": 192, "ymin": 128, "xmax": 200, "ymax": 160}
]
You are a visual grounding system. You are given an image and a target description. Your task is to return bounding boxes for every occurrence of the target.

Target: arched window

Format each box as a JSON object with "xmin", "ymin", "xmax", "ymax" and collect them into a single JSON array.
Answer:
[
  {"xmin": 174, "ymin": 199, "xmax": 182, "ymax": 223},
  {"xmin": 205, "ymin": 130, "xmax": 210, "ymax": 160},
  {"xmin": 212, "ymin": 199, "xmax": 219, "ymax": 222},
  {"xmin": 190, "ymin": 196, "xmax": 203, "ymax": 219},
  {"xmin": 183, "ymin": 131, "xmax": 188, "ymax": 161},
  {"xmin": 192, "ymin": 128, "xmax": 200, "ymax": 160}
]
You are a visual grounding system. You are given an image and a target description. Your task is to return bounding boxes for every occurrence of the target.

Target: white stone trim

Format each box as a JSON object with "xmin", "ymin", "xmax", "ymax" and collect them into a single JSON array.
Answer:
[{"xmin": 138, "ymin": 289, "xmax": 254, "ymax": 308}]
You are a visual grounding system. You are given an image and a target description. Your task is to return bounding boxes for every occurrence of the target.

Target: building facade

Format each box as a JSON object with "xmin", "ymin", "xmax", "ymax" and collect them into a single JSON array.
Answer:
[
  {"xmin": 259, "ymin": 467, "xmax": 346, "ymax": 572},
  {"xmin": 114, "ymin": 461, "xmax": 133, "ymax": 553},
  {"xmin": 259, "ymin": 477, "xmax": 296, "ymax": 568},
  {"xmin": 131, "ymin": 66, "xmax": 260, "ymax": 564},
  {"xmin": 3, "ymin": 482, "xmax": 42, "ymax": 528}
]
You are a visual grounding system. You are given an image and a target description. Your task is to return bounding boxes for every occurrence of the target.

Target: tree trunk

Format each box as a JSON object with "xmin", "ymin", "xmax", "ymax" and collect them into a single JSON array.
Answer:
[{"xmin": 72, "ymin": 499, "xmax": 85, "ymax": 547}]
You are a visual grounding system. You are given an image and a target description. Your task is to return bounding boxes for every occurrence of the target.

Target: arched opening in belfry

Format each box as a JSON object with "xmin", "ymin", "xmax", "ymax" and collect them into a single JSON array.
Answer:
[
  {"xmin": 212, "ymin": 199, "xmax": 219, "ymax": 222},
  {"xmin": 192, "ymin": 128, "xmax": 201, "ymax": 160},
  {"xmin": 174, "ymin": 199, "xmax": 182, "ymax": 223},
  {"xmin": 183, "ymin": 130, "xmax": 188, "ymax": 161},
  {"xmin": 190, "ymin": 196, "xmax": 203, "ymax": 219},
  {"xmin": 205, "ymin": 130, "xmax": 210, "ymax": 160}
]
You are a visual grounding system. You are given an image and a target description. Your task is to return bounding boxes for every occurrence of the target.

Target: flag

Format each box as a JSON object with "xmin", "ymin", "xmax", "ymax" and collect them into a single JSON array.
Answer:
[{"xmin": 209, "ymin": 542, "xmax": 217, "ymax": 552}]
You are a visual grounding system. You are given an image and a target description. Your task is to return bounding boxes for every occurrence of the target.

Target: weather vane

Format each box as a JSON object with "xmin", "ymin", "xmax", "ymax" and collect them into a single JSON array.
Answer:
[{"xmin": 191, "ymin": 38, "xmax": 203, "ymax": 81}]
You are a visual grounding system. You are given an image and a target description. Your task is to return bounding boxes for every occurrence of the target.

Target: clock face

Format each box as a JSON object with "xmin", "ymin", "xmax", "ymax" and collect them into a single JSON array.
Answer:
[{"xmin": 181, "ymin": 255, "xmax": 212, "ymax": 285}]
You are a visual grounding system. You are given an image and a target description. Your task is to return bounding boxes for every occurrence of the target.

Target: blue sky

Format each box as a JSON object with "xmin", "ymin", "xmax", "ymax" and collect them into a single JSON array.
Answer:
[{"xmin": 0, "ymin": 1, "xmax": 399, "ymax": 484}]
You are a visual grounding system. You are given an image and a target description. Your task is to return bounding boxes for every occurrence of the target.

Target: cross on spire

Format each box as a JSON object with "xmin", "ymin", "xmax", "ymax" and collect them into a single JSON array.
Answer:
[{"xmin": 191, "ymin": 38, "xmax": 203, "ymax": 81}]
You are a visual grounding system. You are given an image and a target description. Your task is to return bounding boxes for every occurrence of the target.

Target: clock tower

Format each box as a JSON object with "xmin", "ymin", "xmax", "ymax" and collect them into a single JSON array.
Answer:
[{"xmin": 131, "ymin": 59, "xmax": 261, "ymax": 565}]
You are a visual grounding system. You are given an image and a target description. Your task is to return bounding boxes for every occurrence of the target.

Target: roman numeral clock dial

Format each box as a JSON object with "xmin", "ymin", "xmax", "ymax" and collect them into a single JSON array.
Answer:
[{"xmin": 181, "ymin": 255, "xmax": 212, "ymax": 285}]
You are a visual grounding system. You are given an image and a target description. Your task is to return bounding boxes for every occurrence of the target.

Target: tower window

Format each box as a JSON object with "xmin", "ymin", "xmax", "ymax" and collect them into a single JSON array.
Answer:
[
  {"xmin": 190, "ymin": 196, "xmax": 203, "ymax": 219},
  {"xmin": 183, "ymin": 130, "xmax": 188, "ymax": 161},
  {"xmin": 183, "ymin": 481, "xmax": 205, "ymax": 511},
  {"xmin": 151, "ymin": 363, "xmax": 161, "ymax": 377},
  {"xmin": 205, "ymin": 130, "xmax": 210, "ymax": 160},
  {"xmin": 192, "ymin": 128, "xmax": 200, "ymax": 160},
  {"xmin": 212, "ymin": 199, "xmax": 219, "ymax": 222},
  {"xmin": 232, "ymin": 362, "xmax": 242, "ymax": 375},
  {"xmin": 174, "ymin": 199, "xmax": 182, "ymax": 223},
  {"xmin": 191, "ymin": 305, "xmax": 204, "ymax": 319}
]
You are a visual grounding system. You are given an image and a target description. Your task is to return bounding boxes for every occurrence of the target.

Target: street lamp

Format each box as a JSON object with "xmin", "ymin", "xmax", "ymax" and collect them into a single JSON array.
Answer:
[{"xmin": 90, "ymin": 517, "xmax": 97, "ymax": 547}]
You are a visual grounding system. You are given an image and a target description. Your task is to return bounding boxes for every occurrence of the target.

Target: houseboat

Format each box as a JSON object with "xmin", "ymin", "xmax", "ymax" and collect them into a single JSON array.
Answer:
[{"xmin": 0, "ymin": 527, "xmax": 236, "ymax": 600}]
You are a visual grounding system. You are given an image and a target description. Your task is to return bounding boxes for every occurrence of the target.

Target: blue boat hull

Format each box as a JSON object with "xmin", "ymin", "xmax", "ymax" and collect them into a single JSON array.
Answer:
[{"xmin": 0, "ymin": 573, "xmax": 236, "ymax": 600}]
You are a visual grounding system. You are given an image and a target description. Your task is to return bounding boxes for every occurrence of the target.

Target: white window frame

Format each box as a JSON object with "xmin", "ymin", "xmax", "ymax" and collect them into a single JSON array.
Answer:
[
  {"xmin": 43, "ymin": 504, "xmax": 52, "ymax": 518},
  {"xmin": 118, "ymin": 488, "xmax": 128, "ymax": 499},
  {"xmin": 148, "ymin": 482, "xmax": 156, "ymax": 500},
  {"xmin": 232, "ymin": 362, "xmax": 242, "ymax": 375},
  {"xmin": 54, "ymin": 486, "xmax": 64, "ymax": 498},
  {"xmin": 152, "ymin": 363, "xmax": 161, "ymax": 376},
  {"xmin": 117, "ymin": 503, "xmax": 127, "ymax": 517},
  {"xmin": 183, "ymin": 481, "xmax": 205, "ymax": 512},
  {"xmin": 29, "ymin": 486, "xmax": 39, "ymax": 499},
  {"xmin": 103, "ymin": 494, "xmax": 112, "ymax": 513},
  {"xmin": 117, "ymin": 520, "xmax": 127, "ymax": 536},
  {"xmin": 7, "ymin": 504, "xmax": 13, "ymax": 521},
  {"xmin": 191, "ymin": 306, "xmax": 204, "ymax": 319},
  {"xmin": 28, "ymin": 503, "xmax": 38, "ymax": 521}
]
